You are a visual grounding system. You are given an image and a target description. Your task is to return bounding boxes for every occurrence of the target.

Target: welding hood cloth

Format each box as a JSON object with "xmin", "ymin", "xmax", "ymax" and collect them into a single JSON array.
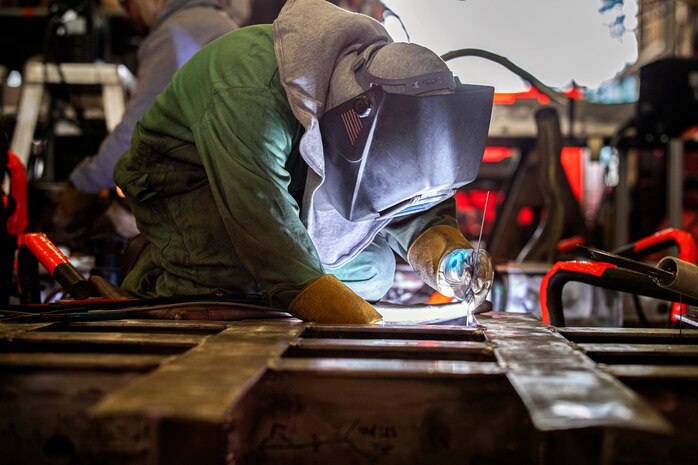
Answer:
[{"xmin": 274, "ymin": 0, "xmax": 490, "ymax": 268}]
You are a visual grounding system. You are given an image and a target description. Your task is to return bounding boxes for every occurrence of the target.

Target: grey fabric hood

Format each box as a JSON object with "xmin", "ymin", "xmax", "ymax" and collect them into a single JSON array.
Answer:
[{"xmin": 273, "ymin": 0, "xmax": 394, "ymax": 268}]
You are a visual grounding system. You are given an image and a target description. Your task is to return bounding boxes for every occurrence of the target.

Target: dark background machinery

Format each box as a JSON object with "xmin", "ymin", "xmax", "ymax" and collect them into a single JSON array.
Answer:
[{"xmin": 1, "ymin": 1, "xmax": 138, "ymax": 237}]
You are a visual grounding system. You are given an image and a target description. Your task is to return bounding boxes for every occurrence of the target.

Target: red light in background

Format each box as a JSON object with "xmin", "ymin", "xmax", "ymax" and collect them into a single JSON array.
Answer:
[
  {"xmin": 455, "ymin": 191, "xmax": 501, "ymax": 220},
  {"xmin": 454, "ymin": 191, "xmax": 469, "ymax": 211},
  {"xmin": 482, "ymin": 147, "xmax": 513, "ymax": 163},
  {"xmin": 518, "ymin": 207, "xmax": 534, "ymax": 226},
  {"xmin": 493, "ymin": 87, "xmax": 550, "ymax": 105},
  {"xmin": 560, "ymin": 147, "xmax": 584, "ymax": 203},
  {"xmin": 493, "ymin": 85, "xmax": 583, "ymax": 106}
]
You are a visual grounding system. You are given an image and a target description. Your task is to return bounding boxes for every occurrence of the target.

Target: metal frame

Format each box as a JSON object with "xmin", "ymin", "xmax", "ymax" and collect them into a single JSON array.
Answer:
[
  {"xmin": 3, "ymin": 312, "xmax": 697, "ymax": 464},
  {"xmin": 10, "ymin": 62, "xmax": 130, "ymax": 168}
]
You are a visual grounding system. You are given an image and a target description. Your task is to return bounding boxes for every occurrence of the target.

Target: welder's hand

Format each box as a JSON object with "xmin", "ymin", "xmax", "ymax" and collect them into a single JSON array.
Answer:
[
  {"xmin": 407, "ymin": 224, "xmax": 494, "ymax": 311},
  {"xmin": 289, "ymin": 274, "xmax": 383, "ymax": 324},
  {"xmin": 436, "ymin": 248, "xmax": 494, "ymax": 309}
]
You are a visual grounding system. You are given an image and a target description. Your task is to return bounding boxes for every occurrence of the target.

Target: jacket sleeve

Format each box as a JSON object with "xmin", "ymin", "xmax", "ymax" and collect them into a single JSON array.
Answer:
[
  {"xmin": 192, "ymin": 86, "xmax": 326, "ymax": 308},
  {"xmin": 379, "ymin": 197, "xmax": 460, "ymax": 261}
]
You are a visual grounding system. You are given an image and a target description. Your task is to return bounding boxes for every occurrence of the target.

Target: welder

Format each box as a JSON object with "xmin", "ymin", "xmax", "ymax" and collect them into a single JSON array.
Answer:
[
  {"xmin": 114, "ymin": 0, "xmax": 495, "ymax": 324},
  {"xmin": 52, "ymin": 0, "xmax": 238, "ymax": 249}
]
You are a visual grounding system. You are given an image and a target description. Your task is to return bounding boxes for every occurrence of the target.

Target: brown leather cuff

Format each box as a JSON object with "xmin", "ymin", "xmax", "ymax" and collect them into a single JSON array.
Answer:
[
  {"xmin": 289, "ymin": 274, "xmax": 383, "ymax": 324},
  {"xmin": 407, "ymin": 224, "xmax": 472, "ymax": 290}
]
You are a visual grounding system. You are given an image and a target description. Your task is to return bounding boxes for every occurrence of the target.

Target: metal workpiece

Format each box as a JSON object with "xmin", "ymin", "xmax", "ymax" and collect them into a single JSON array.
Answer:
[
  {"xmin": 228, "ymin": 364, "xmax": 528, "ymax": 465},
  {"xmin": 481, "ymin": 313, "xmax": 672, "ymax": 433},
  {"xmin": 0, "ymin": 352, "xmax": 167, "ymax": 371},
  {"xmin": 301, "ymin": 323, "xmax": 486, "ymax": 341},
  {"xmin": 228, "ymin": 323, "xmax": 523, "ymax": 465},
  {"xmin": 601, "ymin": 364, "xmax": 698, "ymax": 380},
  {"xmin": 558, "ymin": 326, "xmax": 698, "ymax": 344},
  {"xmin": 270, "ymin": 357, "xmax": 504, "ymax": 377},
  {"xmin": 561, "ymin": 327, "xmax": 698, "ymax": 377},
  {"xmin": 374, "ymin": 300, "xmax": 486, "ymax": 325},
  {"xmin": 580, "ymin": 343, "xmax": 698, "ymax": 362},
  {"xmin": 3, "ymin": 330, "xmax": 206, "ymax": 353},
  {"xmin": 0, "ymin": 320, "xmax": 198, "ymax": 465},
  {"xmin": 284, "ymin": 338, "xmax": 495, "ymax": 361},
  {"xmin": 0, "ymin": 322, "xmax": 54, "ymax": 337},
  {"xmin": 4, "ymin": 313, "xmax": 698, "ymax": 464},
  {"xmin": 557, "ymin": 322, "xmax": 698, "ymax": 462},
  {"xmin": 91, "ymin": 322, "xmax": 306, "ymax": 423}
]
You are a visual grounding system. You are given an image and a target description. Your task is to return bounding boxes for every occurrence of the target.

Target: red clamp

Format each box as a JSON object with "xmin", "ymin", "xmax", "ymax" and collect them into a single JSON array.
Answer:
[{"xmin": 540, "ymin": 258, "xmax": 698, "ymax": 327}]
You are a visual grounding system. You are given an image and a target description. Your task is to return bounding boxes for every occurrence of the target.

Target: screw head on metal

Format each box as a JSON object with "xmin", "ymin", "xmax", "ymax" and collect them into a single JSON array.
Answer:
[{"xmin": 353, "ymin": 96, "xmax": 372, "ymax": 118}]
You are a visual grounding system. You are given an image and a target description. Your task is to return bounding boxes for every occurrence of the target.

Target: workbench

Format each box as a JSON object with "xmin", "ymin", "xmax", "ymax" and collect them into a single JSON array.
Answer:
[{"xmin": 1, "ymin": 312, "xmax": 697, "ymax": 464}]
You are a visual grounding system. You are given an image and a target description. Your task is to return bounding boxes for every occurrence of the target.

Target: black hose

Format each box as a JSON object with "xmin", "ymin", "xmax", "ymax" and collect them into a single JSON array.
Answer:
[{"xmin": 441, "ymin": 48, "xmax": 570, "ymax": 105}]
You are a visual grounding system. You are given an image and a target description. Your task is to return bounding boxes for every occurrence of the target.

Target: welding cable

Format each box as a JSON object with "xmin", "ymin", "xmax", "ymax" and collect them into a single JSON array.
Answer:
[
  {"xmin": 441, "ymin": 48, "xmax": 569, "ymax": 106},
  {"xmin": 69, "ymin": 300, "xmax": 284, "ymax": 314},
  {"xmin": 61, "ymin": 301, "xmax": 291, "ymax": 322},
  {"xmin": 0, "ymin": 300, "xmax": 289, "ymax": 323},
  {"xmin": 441, "ymin": 47, "xmax": 642, "ymax": 147},
  {"xmin": 9, "ymin": 292, "xmax": 266, "ymax": 312},
  {"xmin": 0, "ymin": 293, "xmax": 274, "ymax": 321}
]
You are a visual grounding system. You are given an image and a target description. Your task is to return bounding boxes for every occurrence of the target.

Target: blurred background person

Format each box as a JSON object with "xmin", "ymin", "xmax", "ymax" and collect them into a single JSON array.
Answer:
[{"xmin": 52, "ymin": 0, "xmax": 238, "ymax": 251}]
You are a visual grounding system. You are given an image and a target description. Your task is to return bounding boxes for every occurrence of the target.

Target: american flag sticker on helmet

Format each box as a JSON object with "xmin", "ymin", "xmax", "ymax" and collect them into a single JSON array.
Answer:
[{"xmin": 340, "ymin": 109, "xmax": 363, "ymax": 145}]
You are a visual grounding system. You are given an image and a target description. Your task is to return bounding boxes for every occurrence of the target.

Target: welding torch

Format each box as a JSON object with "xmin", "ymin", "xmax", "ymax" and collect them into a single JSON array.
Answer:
[{"xmin": 436, "ymin": 192, "xmax": 494, "ymax": 312}]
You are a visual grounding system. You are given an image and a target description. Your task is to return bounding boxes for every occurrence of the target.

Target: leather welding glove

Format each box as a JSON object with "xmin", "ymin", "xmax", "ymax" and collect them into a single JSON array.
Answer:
[
  {"xmin": 407, "ymin": 224, "xmax": 494, "ymax": 312},
  {"xmin": 52, "ymin": 181, "xmax": 110, "ymax": 250},
  {"xmin": 288, "ymin": 274, "xmax": 384, "ymax": 324}
]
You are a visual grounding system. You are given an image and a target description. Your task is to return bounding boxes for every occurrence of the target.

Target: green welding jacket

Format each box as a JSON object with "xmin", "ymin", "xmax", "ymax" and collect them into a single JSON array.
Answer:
[{"xmin": 114, "ymin": 24, "xmax": 458, "ymax": 308}]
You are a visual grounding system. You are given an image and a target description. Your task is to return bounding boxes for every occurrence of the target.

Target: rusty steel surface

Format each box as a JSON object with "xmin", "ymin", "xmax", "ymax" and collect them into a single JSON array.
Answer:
[
  {"xmin": 91, "ymin": 322, "xmax": 306, "ymax": 422},
  {"xmin": 0, "ymin": 352, "xmax": 167, "ymax": 371},
  {"xmin": 4, "ymin": 330, "xmax": 206, "ymax": 352},
  {"xmin": 3, "ymin": 313, "xmax": 698, "ymax": 464},
  {"xmin": 558, "ymin": 326, "xmax": 698, "ymax": 343},
  {"xmin": 602, "ymin": 364, "xmax": 698, "ymax": 380},
  {"xmin": 0, "ymin": 318, "xmax": 228, "ymax": 465}
]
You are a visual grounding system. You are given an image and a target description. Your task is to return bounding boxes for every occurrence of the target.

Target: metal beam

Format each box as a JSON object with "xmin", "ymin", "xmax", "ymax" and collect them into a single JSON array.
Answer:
[
  {"xmin": 480, "ymin": 313, "xmax": 672, "ymax": 432},
  {"xmin": 91, "ymin": 322, "xmax": 305, "ymax": 422}
]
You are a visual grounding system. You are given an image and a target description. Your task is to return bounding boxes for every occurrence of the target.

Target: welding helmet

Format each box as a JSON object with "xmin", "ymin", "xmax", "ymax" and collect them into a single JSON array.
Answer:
[{"xmin": 318, "ymin": 44, "xmax": 494, "ymax": 222}]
